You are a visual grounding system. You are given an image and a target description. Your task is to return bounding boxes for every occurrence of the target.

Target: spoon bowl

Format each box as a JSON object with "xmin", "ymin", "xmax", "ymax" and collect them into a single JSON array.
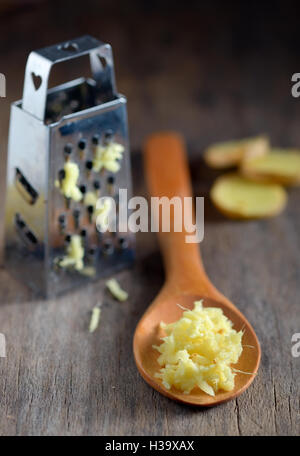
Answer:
[
  {"xmin": 134, "ymin": 291, "xmax": 260, "ymax": 406},
  {"xmin": 133, "ymin": 132, "xmax": 261, "ymax": 407}
]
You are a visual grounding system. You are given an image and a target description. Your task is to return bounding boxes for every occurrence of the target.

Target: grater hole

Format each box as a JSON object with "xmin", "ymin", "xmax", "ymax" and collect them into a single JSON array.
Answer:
[
  {"xmin": 58, "ymin": 213, "xmax": 67, "ymax": 232},
  {"xmin": 79, "ymin": 184, "xmax": 87, "ymax": 195},
  {"xmin": 107, "ymin": 175, "xmax": 115, "ymax": 195},
  {"xmin": 15, "ymin": 213, "xmax": 26, "ymax": 230},
  {"xmin": 15, "ymin": 168, "xmax": 39, "ymax": 205},
  {"xmin": 80, "ymin": 229, "xmax": 87, "ymax": 238},
  {"xmin": 73, "ymin": 208, "xmax": 81, "ymax": 221},
  {"xmin": 14, "ymin": 214, "xmax": 38, "ymax": 248},
  {"xmin": 58, "ymin": 213, "xmax": 66, "ymax": 223},
  {"xmin": 88, "ymin": 246, "xmax": 97, "ymax": 256},
  {"xmin": 65, "ymin": 234, "xmax": 72, "ymax": 244},
  {"xmin": 93, "ymin": 180, "xmax": 101, "ymax": 190},
  {"xmin": 64, "ymin": 143, "xmax": 73, "ymax": 158},
  {"xmin": 58, "ymin": 42, "xmax": 79, "ymax": 53},
  {"xmin": 31, "ymin": 72, "xmax": 42, "ymax": 91},
  {"xmin": 104, "ymin": 129, "xmax": 114, "ymax": 144},
  {"xmin": 103, "ymin": 240, "xmax": 114, "ymax": 255},
  {"xmin": 58, "ymin": 169, "xmax": 66, "ymax": 181},
  {"xmin": 78, "ymin": 138, "xmax": 86, "ymax": 150},
  {"xmin": 118, "ymin": 237, "xmax": 128, "ymax": 250},
  {"xmin": 85, "ymin": 160, "xmax": 93, "ymax": 175},
  {"xmin": 87, "ymin": 246, "xmax": 97, "ymax": 260},
  {"xmin": 98, "ymin": 55, "xmax": 107, "ymax": 69},
  {"xmin": 87, "ymin": 205, "xmax": 94, "ymax": 224},
  {"xmin": 26, "ymin": 230, "xmax": 38, "ymax": 245},
  {"xmin": 92, "ymin": 134, "xmax": 100, "ymax": 145}
]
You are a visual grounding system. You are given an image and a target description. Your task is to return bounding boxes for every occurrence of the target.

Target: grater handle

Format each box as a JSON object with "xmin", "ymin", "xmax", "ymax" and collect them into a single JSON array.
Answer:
[{"xmin": 22, "ymin": 35, "xmax": 117, "ymax": 121}]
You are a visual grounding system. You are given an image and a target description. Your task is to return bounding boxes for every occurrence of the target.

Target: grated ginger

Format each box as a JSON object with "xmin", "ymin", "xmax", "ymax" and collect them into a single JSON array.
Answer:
[
  {"xmin": 55, "ymin": 162, "xmax": 82, "ymax": 202},
  {"xmin": 89, "ymin": 306, "xmax": 101, "ymax": 333},
  {"xmin": 153, "ymin": 300, "xmax": 243, "ymax": 396},
  {"xmin": 58, "ymin": 234, "xmax": 85, "ymax": 271},
  {"xmin": 106, "ymin": 278, "xmax": 128, "ymax": 301},
  {"xmin": 83, "ymin": 191, "xmax": 98, "ymax": 208},
  {"xmin": 93, "ymin": 142, "xmax": 124, "ymax": 173}
]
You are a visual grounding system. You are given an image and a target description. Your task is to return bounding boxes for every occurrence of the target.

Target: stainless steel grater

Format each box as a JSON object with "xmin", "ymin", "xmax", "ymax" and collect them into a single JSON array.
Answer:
[{"xmin": 3, "ymin": 35, "xmax": 134, "ymax": 298}]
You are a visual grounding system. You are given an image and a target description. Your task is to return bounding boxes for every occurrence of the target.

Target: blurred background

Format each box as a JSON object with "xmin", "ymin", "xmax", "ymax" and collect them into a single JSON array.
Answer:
[{"xmin": 1, "ymin": 0, "xmax": 300, "ymax": 154}]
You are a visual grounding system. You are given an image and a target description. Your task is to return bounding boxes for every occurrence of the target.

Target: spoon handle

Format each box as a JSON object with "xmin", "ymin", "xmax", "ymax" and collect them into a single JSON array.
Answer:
[{"xmin": 144, "ymin": 132, "xmax": 212, "ymax": 293}]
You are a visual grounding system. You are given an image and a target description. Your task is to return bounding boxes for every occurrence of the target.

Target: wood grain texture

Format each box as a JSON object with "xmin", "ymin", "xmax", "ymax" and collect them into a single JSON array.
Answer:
[{"xmin": 0, "ymin": 1, "xmax": 299, "ymax": 436}]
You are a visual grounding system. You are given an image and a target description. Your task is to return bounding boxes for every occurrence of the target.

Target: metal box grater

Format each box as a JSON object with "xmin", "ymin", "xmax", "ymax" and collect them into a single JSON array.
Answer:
[{"xmin": 3, "ymin": 35, "xmax": 135, "ymax": 297}]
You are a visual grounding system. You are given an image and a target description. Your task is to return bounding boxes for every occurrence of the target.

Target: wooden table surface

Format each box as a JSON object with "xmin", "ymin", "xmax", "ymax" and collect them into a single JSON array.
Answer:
[{"xmin": 0, "ymin": 1, "xmax": 299, "ymax": 436}]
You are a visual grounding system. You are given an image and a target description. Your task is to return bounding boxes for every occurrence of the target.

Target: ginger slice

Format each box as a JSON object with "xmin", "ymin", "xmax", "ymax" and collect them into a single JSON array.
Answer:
[
  {"xmin": 204, "ymin": 136, "xmax": 269, "ymax": 169},
  {"xmin": 210, "ymin": 173, "xmax": 287, "ymax": 219},
  {"xmin": 241, "ymin": 149, "xmax": 300, "ymax": 186}
]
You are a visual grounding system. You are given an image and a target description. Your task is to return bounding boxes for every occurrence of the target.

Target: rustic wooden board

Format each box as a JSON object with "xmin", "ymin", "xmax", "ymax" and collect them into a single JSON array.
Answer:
[{"xmin": 0, "ymin": 2, "xmax": 299, "ymax": 436}]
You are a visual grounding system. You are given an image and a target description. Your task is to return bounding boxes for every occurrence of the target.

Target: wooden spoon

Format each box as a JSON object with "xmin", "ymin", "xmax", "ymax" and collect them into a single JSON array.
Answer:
[{"xmin": 133, "ymin": 132, "xmax": 261, "ymax": 406}]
